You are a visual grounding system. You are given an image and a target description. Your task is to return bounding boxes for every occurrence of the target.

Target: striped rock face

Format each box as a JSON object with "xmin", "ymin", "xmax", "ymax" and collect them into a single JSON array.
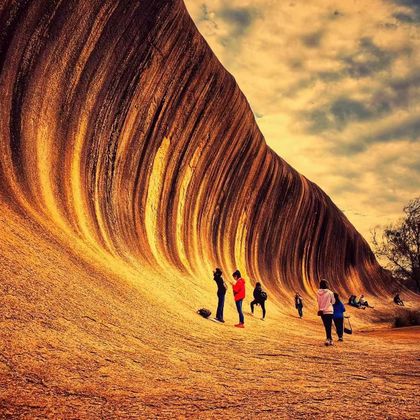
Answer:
[{"xmin": 0, "ymin": 0, "xmax": 388, "ymax": 298}]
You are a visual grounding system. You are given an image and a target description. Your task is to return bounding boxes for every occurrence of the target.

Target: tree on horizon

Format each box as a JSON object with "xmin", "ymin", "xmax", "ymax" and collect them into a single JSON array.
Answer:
[{"xmin": 372, "ymin": 197, "xmax": 420, "ymax": 293}]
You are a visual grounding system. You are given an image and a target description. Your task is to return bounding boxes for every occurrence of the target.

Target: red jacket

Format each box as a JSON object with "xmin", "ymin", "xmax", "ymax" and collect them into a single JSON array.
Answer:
[{"xmin": 233, "ymin": 278, "xmax": 245, "ymax": 301}]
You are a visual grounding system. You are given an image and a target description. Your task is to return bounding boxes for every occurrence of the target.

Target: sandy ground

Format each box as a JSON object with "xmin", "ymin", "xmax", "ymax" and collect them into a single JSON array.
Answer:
[{"xmin": 1, "ymin": 203, "xmax": 419, "ymax": 419}]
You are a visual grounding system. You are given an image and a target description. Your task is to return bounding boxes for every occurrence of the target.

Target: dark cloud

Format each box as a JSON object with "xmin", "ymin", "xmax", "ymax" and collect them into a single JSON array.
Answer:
[
  {"xmin": 394, "ymin": 12, "xmax": 418, "ymax": 22},
  {"xmin": 329, "ymin": 180, "xmax": 363, "ymax": 196},
  {"xmin": 341, "ymin": 37, "xmax": 394, "ymax": 78},
  {"xmin": 199, "ymin": 4, "xmax": 209, "ymax": 21},
  {"xmin": 198, "ymin": 4, "xmax": 212, "ymax": 23},
  {"xmin": 408, "ymin": 160, "xmax": 420, "ymax": 172},
  {"xmin": 305, "ymin": 98, "xmax": 374, "ymax": 133},
  {"xmin": 218, "ymin": 6, "xmax": 259, "ymax": 38},
  {"xmin": 303, "ymin": 67, "xmax": 420, "ymax": 138},
  {"xmin": 332, "ymin": 117, "xmax": 420, "ymax": 156},
  {"xmin": 331, "ymin": 98, "xmax": 372, "ymax": 125},
  {"xmin": 301, "ymin": 30, "xmax": 324, "ymax": 48},
  {"xmin": 373, "ymin": 193, "xmax": 401, "ymax": 205},
  {"xmin": 380, "ymin": 22, "xmax": 399, "ymax": 30},
  {"xmin": 391, "ymin": 0, "xmax": 420, "ymax": 24},
  {"xmin": 390, "ymin": 72, "xmax": 420, "ymax": 91},
  {"xmin": 286, "ymin": 38, "xmax": 410, "ymax": 99},
  {"xmin": 305, "ymin": 109, "xmax": 331, "ymax": 133},
  {"xmin": 306, "ymin": 37, "xmax": 406, "ymax": 86},
  {"xmin": 318, "ymin": 71, "xmax": 342, "ymax": 82},
  {"xmin": 363, "ymin": 71, "xmax": 420, "ymax": 119},
  {"xmin": 196, "ymin": 4, "xmax": 219, "ymax": 31},
  {"xmin": 335, "ymin": 143, "xmax": 366, "ymax": 155},
  {"xmin": 288, "ymin": 59, "xmax": 304, "ymax": 70},
  {"xmin": 368, "ymin": 118, "xmax": 420, "ymax": 142}
]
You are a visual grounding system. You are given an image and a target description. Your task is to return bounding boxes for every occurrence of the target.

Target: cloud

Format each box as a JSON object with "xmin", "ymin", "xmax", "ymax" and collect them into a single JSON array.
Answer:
[
  {"xmin": 340, "ymin": 37, "xmax": 394, "ymax": 78},
  {"xmin": 301, "ymin": 65, "xmax": 420, "ymax": 150},
  {"xmin": 184, "ymin": 0, "xmax": 420, "ymax": 245},
  {"xmin": 301, "ymin": 30, "xmax": 325, "ymax": 48},
  {"xmin": 391, "ymin": 0, "xmax": 420, "ymax": 24},
  {"xmin": 285, "ymin": 38, "xmax": 411, "ymax": 99},
  {"xmin": 218, "ymin": 6, "xmax": 257, "ymax": 33},
  {"xmin": 304, "ymin": 97, "xmax": 384, "ymax": 134},
  {"xmin": 366, "ymin": 117, "xmax": 420, "ymax": 142},
  {"xmin": 217, "ymin": 6, "xmax": 260, "ymax": 51}
]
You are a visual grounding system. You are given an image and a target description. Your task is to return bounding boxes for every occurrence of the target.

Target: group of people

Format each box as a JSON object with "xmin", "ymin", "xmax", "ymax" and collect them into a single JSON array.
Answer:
[
  {"xmin": 212, "ymin": 270, "xmax": 404, "ymax": 347},
  {"xmin": 212, "ymin": 269, "xmax": 350, "ymax": 344},
  {"xmin": 213, "ymin": 268, "xmax": 267, "ymax": 328},
  {"xmin": 348, "ymin": 294, "xmax": 374, "ymax": 309}
]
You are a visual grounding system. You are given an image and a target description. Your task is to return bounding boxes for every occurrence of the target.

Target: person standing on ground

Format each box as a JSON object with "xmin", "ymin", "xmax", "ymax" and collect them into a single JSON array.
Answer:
[
  {"xmin": 333, "ymin": 292, "xmax": 345, "ymax": 341},
  {"xmin": 295, "ymin": 292, "xmax": 304, "ymax": 318},
  {"xmin": 250, "ymin": 282, "xmax": 267, "ymax": 320},
  {"xmin": 231, "ymin": 270, "xmax": 245, "ymax": 328},
  {"xmin": 317, "ymin": 279, "xmax": 335, "ymax": 346},
  {"xmin": 213, "ymin": 268, "xmax": 226, "ymax": 322}
]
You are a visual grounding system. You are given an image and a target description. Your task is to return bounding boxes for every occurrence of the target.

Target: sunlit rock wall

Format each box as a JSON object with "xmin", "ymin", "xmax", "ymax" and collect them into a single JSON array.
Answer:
[{"xmin": 0, "ymin": 0, "xmax": 388, "ymax": 299}]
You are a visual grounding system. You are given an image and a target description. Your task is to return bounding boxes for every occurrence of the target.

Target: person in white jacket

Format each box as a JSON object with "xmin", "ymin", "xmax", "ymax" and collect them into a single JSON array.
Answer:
[{"xmin": 317, "ymin": 279, "xmax": 336, "ymax": 346}]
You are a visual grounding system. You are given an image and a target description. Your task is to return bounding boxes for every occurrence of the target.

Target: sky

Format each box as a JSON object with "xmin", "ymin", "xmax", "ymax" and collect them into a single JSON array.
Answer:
[{"xmin": 184, "ymin": 0, "xmax": 420, "ymax": 244}]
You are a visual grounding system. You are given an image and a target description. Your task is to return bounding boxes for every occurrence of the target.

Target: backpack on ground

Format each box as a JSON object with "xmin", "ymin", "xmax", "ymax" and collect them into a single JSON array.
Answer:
[{"xmin": 197, "ymin": 308, "xmax": 211, "ymax": 318}]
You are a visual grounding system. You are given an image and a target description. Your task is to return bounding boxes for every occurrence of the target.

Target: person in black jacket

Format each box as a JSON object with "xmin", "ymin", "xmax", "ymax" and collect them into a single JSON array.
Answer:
[
  {"xmin": 250, "ymin": 282, "xmax": 267, "ymax": 320},
  {"xmin": 394, "ymin": 293, "xmax": 404, "ymax": 306},
  {"xmin": 213, "ymin": 268, "xmax": 227, "ymax": 322},
  {"xmin": 295, "ymin": 292, "xmax": 304, "ymax": 318}
]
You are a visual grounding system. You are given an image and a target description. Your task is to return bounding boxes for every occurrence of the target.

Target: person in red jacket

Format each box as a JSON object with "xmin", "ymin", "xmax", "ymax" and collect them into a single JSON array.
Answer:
[{"xmin": 231, "ymin": 270, "xmax": 245, "ymax": 328}]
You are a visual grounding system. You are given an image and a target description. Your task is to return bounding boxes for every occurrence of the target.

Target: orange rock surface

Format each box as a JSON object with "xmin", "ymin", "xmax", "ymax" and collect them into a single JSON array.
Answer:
[{"xmin": 0, "ymin": 0, "xmax": 419, "ymax": 418}]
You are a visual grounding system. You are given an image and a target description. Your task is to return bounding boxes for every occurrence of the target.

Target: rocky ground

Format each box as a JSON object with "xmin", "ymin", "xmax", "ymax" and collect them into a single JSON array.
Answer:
[{"xmin": 1, "ymin": 204, "xmax": 419, "ymax": 419}]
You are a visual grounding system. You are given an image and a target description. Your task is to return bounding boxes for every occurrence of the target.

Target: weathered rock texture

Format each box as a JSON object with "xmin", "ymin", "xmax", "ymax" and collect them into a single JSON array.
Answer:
[
  {"xmin": 0, "ymin": 0, "xmax": 388, "ymax": 298},
  {"xmin": 2, "ymin": 1, "xmax": 420, "ymax": 418}
]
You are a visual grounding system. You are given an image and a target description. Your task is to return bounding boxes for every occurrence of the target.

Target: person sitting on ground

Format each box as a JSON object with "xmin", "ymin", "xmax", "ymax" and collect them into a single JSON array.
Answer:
[
  {"xmin": 231, "ymin": 270, "xmax": 246, "ymax": 328},
  {"xmin": 394, "ymin": 293, "xmax": 404, "ymax": 306},
  {"xmin": 333, "ymin": 293, "xmax": 346, "ymax": 342},
  {"xmin": 359, "ymin": 294, "xmax": 374, "ymax": 308},
  {"xmin": 250, "ymin": 282, "xmax": 267, "ymax": 320},
  {"xmin": 317, "ymin": 279, "xmax": 335, "ymax": 346},
  {"xmin": 213, "ymin": 268, "xmax": 227, "ymax": 322},
  {"xmin": 348, "ymin": 295, "xmax": 365, "ymax": 309},
  {"xmin": 295, "ymin": 292, "xmax": 304, "ymax": 318}
]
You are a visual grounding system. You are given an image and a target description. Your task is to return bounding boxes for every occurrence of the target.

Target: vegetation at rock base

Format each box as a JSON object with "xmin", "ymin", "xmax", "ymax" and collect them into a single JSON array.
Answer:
[{"xmin": 372, "ymin": 197, "xmax": 420, "ymax": 293}]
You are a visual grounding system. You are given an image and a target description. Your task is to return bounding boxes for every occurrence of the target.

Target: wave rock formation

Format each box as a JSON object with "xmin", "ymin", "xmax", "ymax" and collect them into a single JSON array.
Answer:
[{"xmin": 0, "ymin": 0, "xmax": 388, "ymax": 299}]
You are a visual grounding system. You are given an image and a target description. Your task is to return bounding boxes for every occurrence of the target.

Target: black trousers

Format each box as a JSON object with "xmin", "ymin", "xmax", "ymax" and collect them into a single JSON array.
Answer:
[
  {"xmin": 321, "ymin": 314, "xmax": 334, "ymax": 340},
  {"xmin": 297, "ymin": 305, "xmax": 303, "ymax": 317},
  {"xmin": 251, "ymin": 300, "xmax": 266, "ymax": 318},
  {"xmin": 216, "ymin": 294, "xmax": 225, "ymax": 321},
  {"xmin": 333, "ymin": 317, "xmax": 344, "ymax": 338}
]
